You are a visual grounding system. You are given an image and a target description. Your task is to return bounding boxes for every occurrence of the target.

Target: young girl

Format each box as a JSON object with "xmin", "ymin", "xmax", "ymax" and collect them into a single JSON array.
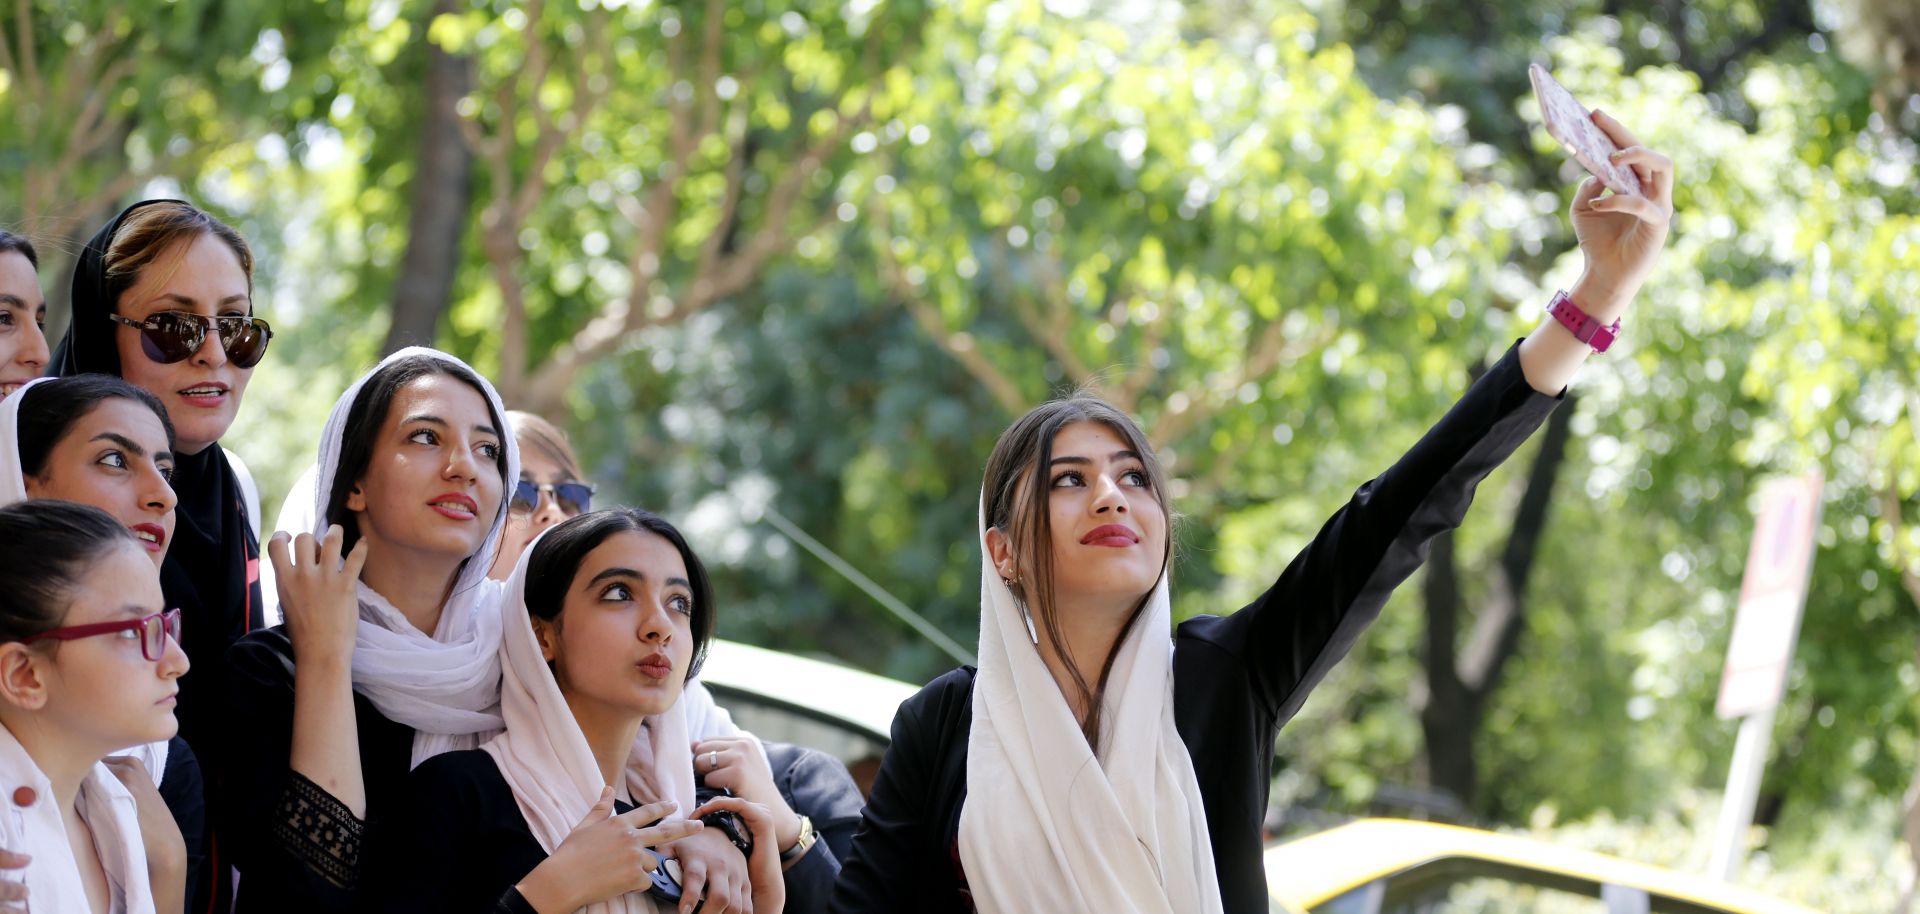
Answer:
[
  {"xmin": 483, "ymin": 412, "xmax": 857, "ymax": 913},
  {"xmin": 831, "ymin": 114, "xmax": 1677, "ymax": 913},
  {"xmin": 0, "ymin": 231, "xmax": 49, "ymax": 400},
  {"xmin": 0, "ymin": 375, "xmax": 207, "ymax": 908},
  {"xmin": 0, "ymin": 500, "xmax": 190, "ymax": 914},
  {"xmin": 374, "ymin": 508, "xmax": 784, "ymax": 914}
]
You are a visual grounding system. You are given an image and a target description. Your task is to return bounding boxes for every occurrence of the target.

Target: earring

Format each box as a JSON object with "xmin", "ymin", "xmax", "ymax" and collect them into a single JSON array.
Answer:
[{"xmin": 1012, "ymin": 593, "xmax": 1040, "ymax": 645}]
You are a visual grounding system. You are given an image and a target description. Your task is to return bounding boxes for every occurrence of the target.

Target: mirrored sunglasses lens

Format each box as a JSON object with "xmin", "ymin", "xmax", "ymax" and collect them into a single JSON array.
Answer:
[
  {"xmin": 510, "ymin": 481, "xmax": 539, "ymax": 513},
  {"xmin": 220, "ymin": 318, "xmax": 270, "ymax": 368},
  {"xmin": 145, "ymin": 314, "xmax": 203, "ymax": 363},
  {"xmin": 557, "ymin": 484, "xmax": 593, "ymax": 514}
]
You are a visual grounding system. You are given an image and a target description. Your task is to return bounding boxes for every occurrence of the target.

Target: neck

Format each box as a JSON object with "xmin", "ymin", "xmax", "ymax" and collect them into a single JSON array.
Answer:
[
  {"xmin": 359, "ymin": 546, "xmax": 462, "ymax": 635},
  {"xmin": 1, "ymin": 716, "xmax": 104, "ymax": 816},
  {"xmin": 560, "ymin": 691, "xmax": 645, "ymax": 797},
  {"xmin": 1032, "ymin": 591, "xmax": 1135, "ymax": 727}
]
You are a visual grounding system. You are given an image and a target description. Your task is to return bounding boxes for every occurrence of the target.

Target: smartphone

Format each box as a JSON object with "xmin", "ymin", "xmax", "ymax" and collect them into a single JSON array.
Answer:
[{"xmin": 1530, "ymin": 63, "xmax": 1642, "ymax": 197}]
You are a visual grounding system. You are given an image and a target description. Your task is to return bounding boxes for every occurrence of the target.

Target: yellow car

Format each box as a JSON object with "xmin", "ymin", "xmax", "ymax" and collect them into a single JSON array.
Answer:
[{"xmin": 1264, "ymin": 819, "xmax": 1824, "ymax": 914}]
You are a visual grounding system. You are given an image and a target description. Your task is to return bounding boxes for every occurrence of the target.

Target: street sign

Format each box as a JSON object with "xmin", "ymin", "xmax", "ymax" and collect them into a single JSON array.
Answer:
[{"xmin": 1715, "ymin": 472, "xmax": 1823, "ymax": 720}]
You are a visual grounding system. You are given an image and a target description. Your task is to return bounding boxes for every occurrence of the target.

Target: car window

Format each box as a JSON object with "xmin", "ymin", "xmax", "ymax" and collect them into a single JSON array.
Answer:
[
  {"xmin": 706, "ymin": 682, "xmax": 891, "ymax": 796},
  {"xmin": 1312, "ymin": 857, "xmax": 1643, "ymax": 914}
]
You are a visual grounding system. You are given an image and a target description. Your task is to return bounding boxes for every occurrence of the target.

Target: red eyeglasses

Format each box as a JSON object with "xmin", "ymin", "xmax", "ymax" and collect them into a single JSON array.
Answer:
[{"xmin": 22, "ymin": 609, "xmax": 182, "ymax": 662}]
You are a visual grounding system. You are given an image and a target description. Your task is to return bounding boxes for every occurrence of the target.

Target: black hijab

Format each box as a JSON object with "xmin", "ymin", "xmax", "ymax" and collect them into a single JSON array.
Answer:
[{"xmin": 51, "ymin": 199, "xmax": 264, "ymax": 764}]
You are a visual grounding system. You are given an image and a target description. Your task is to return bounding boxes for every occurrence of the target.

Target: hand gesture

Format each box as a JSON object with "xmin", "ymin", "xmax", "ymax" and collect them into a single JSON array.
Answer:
[
  {"xmin": 517, "ymin": 790, "xmax": 702, "ymax": 912},
  {"xmin": 691, "ymin": 795, "xmax": 787, "ymax": 914},
  {"xmin": 1570, "ymin": 110, "xmax": 1675, "ymax": 309},
  {"xmin": 694, "ymin": 736, "xmax": 802, "ymax": 850},
  {"xmin": 269, "ymin": 525, "xmax": 367, "ymax": 667}
]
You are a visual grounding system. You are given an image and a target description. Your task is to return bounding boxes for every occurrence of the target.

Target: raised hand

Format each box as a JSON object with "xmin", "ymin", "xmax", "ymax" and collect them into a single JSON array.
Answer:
[{"xmin": 269, "ymin": 525, "xmax": 367, "ymax": 666}]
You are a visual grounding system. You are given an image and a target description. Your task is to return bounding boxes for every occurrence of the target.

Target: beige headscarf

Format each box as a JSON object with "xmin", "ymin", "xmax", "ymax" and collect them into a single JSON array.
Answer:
[
  {"xmin": 958, "ymin": 496, "xmax": 1223, "ymax": 913},
  {"xmin": 479, "ymin": 527, "xmax": 697, "ymax": 914}
]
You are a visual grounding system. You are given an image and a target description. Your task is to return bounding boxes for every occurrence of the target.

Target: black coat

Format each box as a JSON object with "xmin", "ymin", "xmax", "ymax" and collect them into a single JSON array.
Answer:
[{"xmin": 830, "ymin": 343, "xmax": 1561, "ymax": 914}]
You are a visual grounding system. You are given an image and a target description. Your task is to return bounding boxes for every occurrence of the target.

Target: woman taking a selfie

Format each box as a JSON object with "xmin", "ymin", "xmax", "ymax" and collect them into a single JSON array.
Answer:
[{"xmin": 831, "ymin": 113, "xmax": 1675, "ymax": 914}]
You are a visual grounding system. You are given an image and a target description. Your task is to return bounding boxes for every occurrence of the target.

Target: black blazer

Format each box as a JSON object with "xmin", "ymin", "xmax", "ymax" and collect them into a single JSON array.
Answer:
[{"xmin": 830, "ymin": 343, "xmax": 1561, "ymax": 914}]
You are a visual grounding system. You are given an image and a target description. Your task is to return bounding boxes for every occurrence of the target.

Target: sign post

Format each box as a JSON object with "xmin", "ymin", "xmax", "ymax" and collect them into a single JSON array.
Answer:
[{"xmin": 1707, "ymin": 471, "xmax": 1823, "ymax": 882}]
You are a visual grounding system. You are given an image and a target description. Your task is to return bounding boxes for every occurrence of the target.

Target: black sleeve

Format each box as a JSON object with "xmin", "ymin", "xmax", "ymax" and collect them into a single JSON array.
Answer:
[
  {"xmin": 1182, "ymin": 342, "xmax": 1562, "ymax": 728},
  {"xmin": 156, "ymin": 735, "xmax": 207, "ymax": 914},
  {"xmin": 220, "ymin": 630, "xmax": 365, "ymax": 913},
  {"xmin": 828, "ymin": 671, "xmax": 969, "ymax": 914},
  {"xmin": 764, "ymin": 742, "xmax": 864, "ymax": 914},
  {"xmin": 362, "ymin": 750, "xmax": 545, "ymax": 914}
]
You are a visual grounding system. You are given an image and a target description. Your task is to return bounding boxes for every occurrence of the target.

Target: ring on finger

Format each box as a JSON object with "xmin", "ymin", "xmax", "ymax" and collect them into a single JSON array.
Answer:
[{"xmin": 708, "ymin": 749, "xmax": 719, "ymax": 771}]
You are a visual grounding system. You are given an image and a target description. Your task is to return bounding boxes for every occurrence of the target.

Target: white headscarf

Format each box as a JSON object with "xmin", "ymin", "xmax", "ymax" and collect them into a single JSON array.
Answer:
[
  {"xmin": 1, "ymin": 375, "xmax": 169, "ymax": 788},
  {"xmin": 958, "ymin": 496, "xmax": 1223, "ymax": 914},
  {"xmin": 309, "ymin": 347, "xmax": 517, "ymax": 768},
  {"xmin": 0, "ymin": 726, "xmax": 157, "ymax": 914},
  {"xmin": 480, "ymin": 526, "xmax": 697, "ymax": 914},
  {"xmin": 0, "ymin": 376, "xmax": 54, "ymax": 504}
]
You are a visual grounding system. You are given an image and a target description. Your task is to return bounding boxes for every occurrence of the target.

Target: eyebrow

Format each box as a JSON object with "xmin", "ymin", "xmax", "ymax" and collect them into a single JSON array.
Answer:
[
  {"xmin": 1049, "ymin": 449, "xmax": 1144, "ymax": 466},
  {"xmin": 403, "ymin": 414, "xmax": 501, "ymax": 439},
  {"xmin": 157, "ymin": 292, "xmax": 250, "ymax": 310},
  {"xmin": 0, "ymin": 294, "xmax": 44, "ymax": 310},
  {"xmin": 115, "ymin": 604, "xmax": 156, "ymax": 619},
  {"xmin": 587, "ymin": 567, "xmax": 692, "ymax": 590},
  {"xmin": 93, "ymin": 432, "xmax": 149, "ymax": 458}
]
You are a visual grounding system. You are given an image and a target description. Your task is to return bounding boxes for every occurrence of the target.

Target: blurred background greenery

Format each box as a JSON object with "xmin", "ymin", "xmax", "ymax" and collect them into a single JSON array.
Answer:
[{"xmin": 4, "ymin": 0, "xmax": 1918, "ymax": 908}]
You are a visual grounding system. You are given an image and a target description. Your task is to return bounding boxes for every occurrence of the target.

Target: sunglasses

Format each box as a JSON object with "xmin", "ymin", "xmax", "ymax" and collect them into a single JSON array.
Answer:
[
  {"xmin": 108, "ymin": 310, "xmax": 273, "ymax": 369},
  {"xmin": 510, "ymin": 480, "xmax": 595, "ymax": 516},
  {"xmin": 23, "ymin": 609, "xmax": 183, "ymax": 662}
]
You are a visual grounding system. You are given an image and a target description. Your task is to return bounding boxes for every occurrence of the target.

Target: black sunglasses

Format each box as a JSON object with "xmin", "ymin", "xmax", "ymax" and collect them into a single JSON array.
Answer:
[
  {"xmin": 108, "ymin": 310, "xmax": 273, "ymax": 369},
  {"xmin": 511, "ymin": 480, "xmax": 594, "ymax": 516}
]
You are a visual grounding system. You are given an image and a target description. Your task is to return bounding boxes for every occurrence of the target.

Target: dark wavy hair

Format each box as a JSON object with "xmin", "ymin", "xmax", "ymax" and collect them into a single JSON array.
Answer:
[
  {"xmin": 0, "ymin": 500, "xmax": 139, "ymax": 641},
  {"xmin": 16, "ymin": 375, "xmax": 177, "ymax": 479},
  {"xmin": 523, "ymin": 508, "xmax": 715, "ymax": 683}
]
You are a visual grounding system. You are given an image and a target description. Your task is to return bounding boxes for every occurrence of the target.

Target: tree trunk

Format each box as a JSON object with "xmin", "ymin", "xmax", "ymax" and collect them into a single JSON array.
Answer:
[{"xmin": 383, "ymin": 0, "xmax": 475, "ymax": 355}]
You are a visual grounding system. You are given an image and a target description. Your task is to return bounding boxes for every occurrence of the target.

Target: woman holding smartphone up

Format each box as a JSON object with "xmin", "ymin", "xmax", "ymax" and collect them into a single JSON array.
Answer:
[{"xmin": 831, "ymin": 112, "xmax": 1675, "ymax": 914}]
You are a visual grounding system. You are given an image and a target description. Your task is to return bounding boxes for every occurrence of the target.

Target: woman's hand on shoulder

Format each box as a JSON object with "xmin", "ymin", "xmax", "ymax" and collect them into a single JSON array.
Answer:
[
  {"xmin": 268, "ymin": 525, "xmax": 366, "ymax": 667},
  {"xmin": 691, "ymin": 795, "xmax": 787, "ymax": 914},
  {"xmin": 1567, "ymin": 110, "xmax": 1675, "ymax": 316},
  {"xmin": 694, "ymin": 736, "xmax": 803, "ymax": 850},
  {"xmin": 515, "ymin": 790, "xmax": 701, "ymax": 914}
]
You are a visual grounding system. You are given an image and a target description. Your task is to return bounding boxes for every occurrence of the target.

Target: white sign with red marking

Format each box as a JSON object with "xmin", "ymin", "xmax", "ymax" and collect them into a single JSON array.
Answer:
[{"xmin": 1715, "ymin": 472, "xmax": 1823, "ymax": 720}]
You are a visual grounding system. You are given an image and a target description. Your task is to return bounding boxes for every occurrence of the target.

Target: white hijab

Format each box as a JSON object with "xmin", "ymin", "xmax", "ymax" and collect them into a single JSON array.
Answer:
[
  {"xmin": 958, "ymin": 496, "xmax": 1223, "ymax": 914},
  {"xmin": 0, "ymin": 719, "xmax": 157, "ymax": 914},
  {"xmin": 480, "ymin": 527, "xmax": 697, "ymax": 914},
  {"xmin": 0, "ymin": 376, "xmax": 169, "ymax": 788},
  {"xmin": 308, "ymin": 347, "xmax": 517, "ymax": 768}
]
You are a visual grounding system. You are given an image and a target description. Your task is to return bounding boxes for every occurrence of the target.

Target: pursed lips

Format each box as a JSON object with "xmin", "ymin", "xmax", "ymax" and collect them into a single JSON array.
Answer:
[{"xmin": 1080, "ymin": 524, "xmax": 1142, "ymax": 547}]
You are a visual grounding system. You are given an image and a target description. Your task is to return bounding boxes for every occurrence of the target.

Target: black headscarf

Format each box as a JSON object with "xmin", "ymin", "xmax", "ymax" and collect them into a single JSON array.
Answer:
[{"xmin": 50, "ymin": 199, "xmax": 264, "ymax": 770}]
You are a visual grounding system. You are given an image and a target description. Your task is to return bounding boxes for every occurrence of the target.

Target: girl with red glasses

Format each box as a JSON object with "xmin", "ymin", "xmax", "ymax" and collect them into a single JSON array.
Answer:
[
  {"xmin": 0, "ymin": 374, "xmax": 208, "ymax": 913},
  {"xmin": 0, "ymin": 500, "xmax": 190, "ymax": 914}
]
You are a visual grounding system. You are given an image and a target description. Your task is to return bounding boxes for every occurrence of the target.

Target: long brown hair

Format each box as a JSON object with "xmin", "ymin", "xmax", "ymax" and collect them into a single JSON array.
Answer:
[{"xmin": 981, "ymin": 393, "xmax": 1173, "ymax": 750}]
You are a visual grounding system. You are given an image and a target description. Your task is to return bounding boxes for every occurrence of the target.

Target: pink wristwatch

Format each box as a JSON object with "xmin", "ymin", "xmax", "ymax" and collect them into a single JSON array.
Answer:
[{"xmin": 1546, "ymin": 290, "xmax": 1620, "ymax": 353}]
